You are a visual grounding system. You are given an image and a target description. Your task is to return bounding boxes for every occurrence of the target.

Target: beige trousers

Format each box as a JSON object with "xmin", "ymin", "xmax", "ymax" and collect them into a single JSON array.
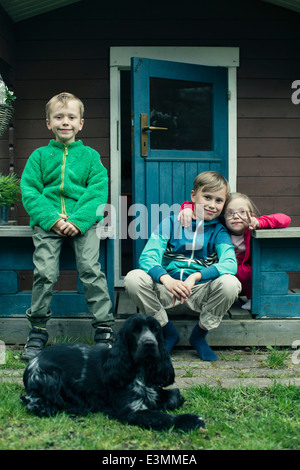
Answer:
[
  {"xmin": 124, "ymin": 269, "xmax": 241, "ymax": 329},
  {"xmin": 26, "ymin": 225, "xmax": 114, "ymax": 328}
]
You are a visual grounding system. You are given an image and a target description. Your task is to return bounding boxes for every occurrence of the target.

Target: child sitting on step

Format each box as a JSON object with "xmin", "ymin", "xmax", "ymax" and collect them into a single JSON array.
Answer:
[
  {"xmin": 179, "ymin": 192, "xmax": 291, "ymax": 311},
  {"xmin": 125, "ymin": 171, "xmax": 241, "ymax": 362}
]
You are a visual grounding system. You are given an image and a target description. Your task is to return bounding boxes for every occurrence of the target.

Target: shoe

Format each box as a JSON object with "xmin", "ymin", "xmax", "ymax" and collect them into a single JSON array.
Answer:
[
  {"xmin": 94, "ymin": 326, "xmax": 115, "ymax": 348},
  {"xmin": 242, "ymin": 299, "xmax": 251, "ymax": 310},
  {"xmin": 22, "ymin": 327, "xmax": 49, "ymax": 361}
]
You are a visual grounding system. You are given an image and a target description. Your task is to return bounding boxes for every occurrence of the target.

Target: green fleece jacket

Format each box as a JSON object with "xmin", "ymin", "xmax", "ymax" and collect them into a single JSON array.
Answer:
[{"xmin": 21, "ymin": 140, "xmax": 108, "ymax": 234}]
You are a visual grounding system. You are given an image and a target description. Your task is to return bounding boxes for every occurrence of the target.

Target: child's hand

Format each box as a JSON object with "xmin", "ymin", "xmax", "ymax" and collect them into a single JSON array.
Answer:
[
  {"xmin": 238, "ymin": 211, "xmax": 259, "ymax": 230},
  {"xmin": 177, "ymin": 207, "xmax": 195, "ymax": 227},
  {"xmin": 52, "ymin": 218, "xmax": 79, "ymax": 237},
  {"xmin": 183, "ymin": 272, "xmax": 202, "ymax": 291},
  {"xmin": 58, "ymin": 213, "xmax": 79, "ymax": 236},
  {"xmin": 52, "ymin": 219, "xmax": 67, "ymax": 236},
  {"xmin": 160, "ymin": 274, "xmax": 191, "ymax": 305},
  {"xmin": 62, "ymin": 221, "xmax": 79, "ymax": 237}
]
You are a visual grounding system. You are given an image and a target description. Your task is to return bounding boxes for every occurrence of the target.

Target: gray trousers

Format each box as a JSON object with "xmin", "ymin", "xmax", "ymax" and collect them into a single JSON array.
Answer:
[
  {"xmin": 26, "ymin": 225, "xmax": 114, "ymax": 328},
  {"xmin": 124, "ymin": 269, "xmax": 241, "ymax": 329}
]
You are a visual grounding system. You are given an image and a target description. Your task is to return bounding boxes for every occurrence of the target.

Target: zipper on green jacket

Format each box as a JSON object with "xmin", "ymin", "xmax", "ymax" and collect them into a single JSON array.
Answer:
[{"xmin": 59, "ymin": 145, "xmax": 68, "ymax": 216}]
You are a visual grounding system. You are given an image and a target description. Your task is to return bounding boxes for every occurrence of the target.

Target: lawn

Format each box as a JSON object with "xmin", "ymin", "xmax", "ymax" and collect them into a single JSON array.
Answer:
[{"xmin": 0, "ymin": 381, "xmax": 299, "ymax": 450}]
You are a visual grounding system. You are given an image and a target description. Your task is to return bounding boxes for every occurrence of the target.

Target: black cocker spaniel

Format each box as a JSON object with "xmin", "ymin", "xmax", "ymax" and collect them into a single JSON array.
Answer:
[{"xmin": 21, "ymin": 314, "xmax": 204, "ymax": 431}]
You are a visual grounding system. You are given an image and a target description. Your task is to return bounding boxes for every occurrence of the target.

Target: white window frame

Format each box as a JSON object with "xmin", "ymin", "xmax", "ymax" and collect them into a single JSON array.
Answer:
[{"xmin": 110, "ymin": 46, "xmax": 239, "ymax": 286}]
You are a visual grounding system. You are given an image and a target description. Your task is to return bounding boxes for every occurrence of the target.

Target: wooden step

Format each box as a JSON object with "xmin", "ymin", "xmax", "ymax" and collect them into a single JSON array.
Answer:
[
  {"xmin": 1, "ymin": 290, "xmax": 299, "ymax": 347},
  {"xmin": 1, "ymin": 315, "xmax": 299, "ymax": 347}
]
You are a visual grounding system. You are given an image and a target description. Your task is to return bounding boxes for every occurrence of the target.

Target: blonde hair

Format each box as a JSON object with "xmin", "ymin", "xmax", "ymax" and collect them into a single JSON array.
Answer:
[
  {"xmin": 46, "ymin": 92, "xmax": 84, "ymax": 120},
  {"xmin": 224, "ymin": 192, "xmax": 260, "ymax": 216},
  {"xmin": 193, "ymin": 171, "xmax": 231, "ymax": 198}
]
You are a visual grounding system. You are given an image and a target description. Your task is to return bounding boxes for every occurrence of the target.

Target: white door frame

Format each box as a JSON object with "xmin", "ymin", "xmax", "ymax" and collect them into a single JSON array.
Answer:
[{"xmin": 109, "ymin": 46, "xmax": 239, "ymax": 286}]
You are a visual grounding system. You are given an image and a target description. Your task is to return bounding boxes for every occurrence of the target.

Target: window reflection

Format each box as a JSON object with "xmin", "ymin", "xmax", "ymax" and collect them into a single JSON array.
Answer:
[{"xmin": 150, "ymin": 78, "xmax": 213, "ymax": 151}]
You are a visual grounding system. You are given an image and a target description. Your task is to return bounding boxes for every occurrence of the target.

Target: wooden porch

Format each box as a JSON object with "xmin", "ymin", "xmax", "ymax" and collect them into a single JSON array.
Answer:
[
  {"xmin": 1, "ymin": 225, "xmax": 300, "ymax": 347},
  {"xmin": 115, "ymin": 290, "xmax": 300, "ymax": 348},
  {"xmin": 1, "ymin": 289, "xmax": 300, "ymax": 347}
]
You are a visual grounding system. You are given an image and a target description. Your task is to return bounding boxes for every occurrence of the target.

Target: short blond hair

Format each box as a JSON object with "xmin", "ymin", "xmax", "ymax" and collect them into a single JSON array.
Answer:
[
  {"xmin": 193, "ymin": 171, "xmax": 230, "ymax": 198},
  {"xmin": 46, "ymin": 92, "xmax": 84, "ymax": 120}
]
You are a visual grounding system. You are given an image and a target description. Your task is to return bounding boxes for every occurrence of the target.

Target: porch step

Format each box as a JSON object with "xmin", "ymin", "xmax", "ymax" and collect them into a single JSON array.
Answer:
[
  {"xmin": 1, "ymin": 316, "xmax": 299, "ymax": 347},
  {"xmin": 1, "ymin": 291, "xmax": 299, "ymax": 347}
]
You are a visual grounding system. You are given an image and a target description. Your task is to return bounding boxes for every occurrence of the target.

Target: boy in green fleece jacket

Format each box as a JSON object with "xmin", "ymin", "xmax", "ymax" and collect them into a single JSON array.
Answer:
[{"xmin": 20, "ymin": 92, "xmax": 114, "ymax": 360}]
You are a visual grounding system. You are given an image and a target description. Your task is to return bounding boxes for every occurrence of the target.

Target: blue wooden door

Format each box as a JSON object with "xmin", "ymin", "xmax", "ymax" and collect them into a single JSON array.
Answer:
[{"xmin": 131, "ymin": 57, "xmax": 228, "ymax": 266}]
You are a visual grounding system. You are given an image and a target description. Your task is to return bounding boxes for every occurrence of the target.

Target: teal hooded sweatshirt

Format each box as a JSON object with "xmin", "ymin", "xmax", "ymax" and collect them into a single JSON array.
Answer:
[
  {"xmin": 21, "ymin": 140, "xmax": 108, "ymax": 234},
  {"xmin": 139, "ymin": 215, "xmax": 237, "ymax": 284}
]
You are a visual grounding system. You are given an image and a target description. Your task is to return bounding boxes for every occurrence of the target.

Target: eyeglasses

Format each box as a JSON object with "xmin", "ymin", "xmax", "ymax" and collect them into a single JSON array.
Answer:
[{"xmin": 224, "ymin": 210, "xmax": 247, "ymax": 219}]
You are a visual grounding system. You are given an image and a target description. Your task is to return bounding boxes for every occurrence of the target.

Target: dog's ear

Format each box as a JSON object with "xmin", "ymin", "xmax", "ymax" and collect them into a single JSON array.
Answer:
[
  {"xmin": 155, "ymin": 351, "xmax": 175, "ymax": 388},
  {"xmin": 146, "ymin": 328, "xmax": 175, "ymax": 387},
  {"xmin": 101, "ymin": 328, "xmax": 136, "ymax": 388}
]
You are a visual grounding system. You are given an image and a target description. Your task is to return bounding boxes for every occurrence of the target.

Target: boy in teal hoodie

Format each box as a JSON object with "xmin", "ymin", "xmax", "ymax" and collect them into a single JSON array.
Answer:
[
  {"xmin": 125, "ymin": 171, "xmax": 241, "ymax": 361},
  {"xmin": 21, "ymin": 92, "xmax": 114, "ymax": 360}
]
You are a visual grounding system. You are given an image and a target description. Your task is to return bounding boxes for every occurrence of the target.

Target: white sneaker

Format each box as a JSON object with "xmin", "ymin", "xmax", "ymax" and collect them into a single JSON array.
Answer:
[{"xmin": 242, "ymin": 299, "xmax": 251, "ymax": 310}]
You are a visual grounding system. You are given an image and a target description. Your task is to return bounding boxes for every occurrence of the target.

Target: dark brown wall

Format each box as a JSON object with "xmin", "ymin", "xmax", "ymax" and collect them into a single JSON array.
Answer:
[
  {"xmin": 3, "ymin": 0, "xmax": 300, "ymax": 226},
  {"xmin": 237, "ymin": 39, "xmax": 300, "ymax": 225}
]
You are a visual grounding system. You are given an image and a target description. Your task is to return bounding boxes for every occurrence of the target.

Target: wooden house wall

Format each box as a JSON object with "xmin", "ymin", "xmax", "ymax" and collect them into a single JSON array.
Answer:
[
  {"xmin": 9, "ymin": 0, "xmax": 299, "ymax": 227},
  {"xmin": 237, "ymin": 39, "xmax": 300, "ymax": 226},
  {"xmin": 0, "ymin": 0, "xmax": 299, "ymax": 290}
]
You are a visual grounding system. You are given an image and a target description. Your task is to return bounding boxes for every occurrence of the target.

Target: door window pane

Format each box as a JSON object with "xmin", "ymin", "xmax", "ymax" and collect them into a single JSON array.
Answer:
[{"xmin": 150, "ymin": 78, "xmax": 213, "ymax": 151}]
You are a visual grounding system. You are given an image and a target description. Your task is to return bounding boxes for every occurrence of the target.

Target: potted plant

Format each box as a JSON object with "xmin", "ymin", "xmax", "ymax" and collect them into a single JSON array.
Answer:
[{"xmin": 0, "ymin": 172, "xmax": 21, "ymax": 224}]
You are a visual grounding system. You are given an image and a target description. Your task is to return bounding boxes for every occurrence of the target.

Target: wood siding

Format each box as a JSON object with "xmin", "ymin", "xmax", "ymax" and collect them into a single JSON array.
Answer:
[
  {"xmin": 1, "ymin": 0, "xmax": 299, "ymax": 227},
  {"xmin": 237, "ymin": 39, "xmax": 300, "ymax": 226}
]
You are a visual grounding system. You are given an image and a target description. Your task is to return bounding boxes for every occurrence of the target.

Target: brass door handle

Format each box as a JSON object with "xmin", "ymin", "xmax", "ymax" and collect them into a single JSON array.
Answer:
[
  {"xmin": 140, "ymin": 113, "xmax": 168, "ymax": 157},
  {"xmin": 142, "ymin": 126, "xmax": 168, "ymax": 132}
]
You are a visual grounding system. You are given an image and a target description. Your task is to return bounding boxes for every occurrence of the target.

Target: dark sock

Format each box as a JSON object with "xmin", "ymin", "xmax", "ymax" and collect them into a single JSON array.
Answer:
[
  {"xmin": 189, "ymin": 323, "xmax": 218, "ymax": 361},
  {"xmin": 162, "ymin": 321, "xmax": 180, "ymax": 353}
]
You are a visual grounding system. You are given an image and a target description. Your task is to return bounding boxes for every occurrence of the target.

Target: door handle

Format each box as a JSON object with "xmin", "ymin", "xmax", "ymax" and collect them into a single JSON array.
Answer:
[
  {"xmin": 142, "ymin": 126, "xmax": 168, "ymax": 131},
  {"xmin": 140, "ymin": 113, "xmax": 168, "ymax": 157}
]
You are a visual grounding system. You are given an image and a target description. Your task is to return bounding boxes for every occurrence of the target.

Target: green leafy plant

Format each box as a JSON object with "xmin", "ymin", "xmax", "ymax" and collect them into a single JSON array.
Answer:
[
  {"xmin": 0, "ymin": 172, "xmax": 21, "ymax": 207},
  {"xmin": 5, "ymin": 87, "xmax": 17, "ymax": 105}
]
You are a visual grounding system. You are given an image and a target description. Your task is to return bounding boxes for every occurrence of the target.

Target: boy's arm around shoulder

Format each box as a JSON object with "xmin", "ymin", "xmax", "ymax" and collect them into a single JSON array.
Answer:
[
  {"xmin": 178, "ymin": 200, "xmax": 195, "ymax": 227},
  {"xmin": 21, "ymin": 149, "xmax": 61, "ymax": 231},
  {"xmin": 179, "ymin": 200, "xmax": 194, "ymax": 211},
  {"xmin": 258, "ymin": 213, "xmax": 291, "ymax": 229}
]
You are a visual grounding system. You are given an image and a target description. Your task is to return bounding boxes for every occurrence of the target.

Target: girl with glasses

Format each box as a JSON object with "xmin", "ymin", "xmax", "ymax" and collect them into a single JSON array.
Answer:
[{"xmin": 179, "ymin": 192, "xmax": 291, "ymax": 311}]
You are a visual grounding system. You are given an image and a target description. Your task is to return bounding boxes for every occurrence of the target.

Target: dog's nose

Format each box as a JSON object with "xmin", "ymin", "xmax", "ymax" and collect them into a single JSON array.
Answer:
[
  {"xmin": 140, "ymin": 339, "xmax": 158, "ymax": 359},
  {"xmin": 137, "ymin": 328, "xmax": 159, "ymax": 356}
]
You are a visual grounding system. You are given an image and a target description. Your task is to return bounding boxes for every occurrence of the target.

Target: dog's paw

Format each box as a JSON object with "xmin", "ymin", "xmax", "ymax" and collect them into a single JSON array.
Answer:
[
  {"xmin": 166, "ymin": 388, "xmax": 185, "ymax": 410},
  {"xmin": 174, "ymin": 413, "xmax": 205, "ymax": 432}
]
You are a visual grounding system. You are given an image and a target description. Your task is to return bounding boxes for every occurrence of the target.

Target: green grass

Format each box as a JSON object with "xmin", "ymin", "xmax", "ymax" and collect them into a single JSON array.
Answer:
[
  {"xmin": 264, "ymin": 345, "xmax": 291, "ymax": 369},
  {"xmin": 2, "ymin": 349, "xmax": 24, "ymax": 369},
  {"xmin": 1, "ymin": 347, "xmax": 299, "ymax": 450},
  {"xmin": 0, "ymin": 382, "xmax": 299, "ymax": 450}
]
